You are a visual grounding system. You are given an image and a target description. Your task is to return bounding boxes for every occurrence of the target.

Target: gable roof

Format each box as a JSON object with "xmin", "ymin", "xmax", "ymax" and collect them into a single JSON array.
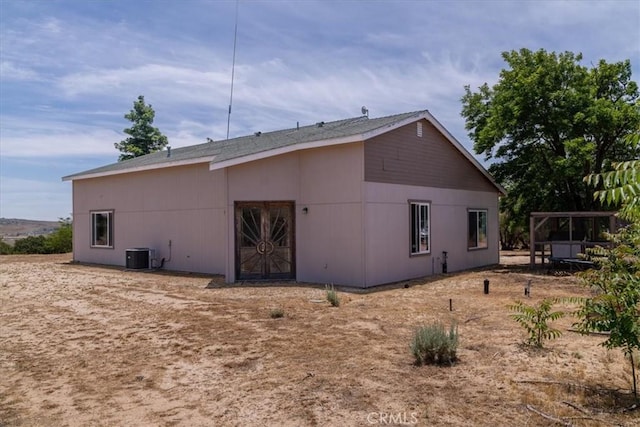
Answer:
[{"xmin": 62, "ymin": 110, "xmax": 505, "ymax": 194}]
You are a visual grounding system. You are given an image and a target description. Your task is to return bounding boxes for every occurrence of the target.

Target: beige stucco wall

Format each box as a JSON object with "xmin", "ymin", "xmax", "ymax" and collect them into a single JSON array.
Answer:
[
  {"xmin": 70, "ymin": 135, "xmax": 500, "ymax": 288},
  {"xmin": 224, "ymin": 143, "xmax": 365, "ymax": 285},
  {"xmin": 72, "ymin": 163, "xmax": 227, "ymax": 274},
  {"xmin": 363, "ymin": 181, "xmax": 500, "ymax": 287},
  {"xmin": 298, "ymin": 142, "xmax": 365, "ymax": 285}
]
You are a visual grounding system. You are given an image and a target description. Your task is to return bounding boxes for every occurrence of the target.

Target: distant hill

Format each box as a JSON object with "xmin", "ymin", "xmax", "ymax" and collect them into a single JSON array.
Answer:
[{"xmin": 0, "ymin": 218, "xmax": 61, "ymax": 245}]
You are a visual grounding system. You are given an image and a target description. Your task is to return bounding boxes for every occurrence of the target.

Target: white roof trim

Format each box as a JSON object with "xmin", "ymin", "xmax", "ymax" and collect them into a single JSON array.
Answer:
[{"xmin": 62, "ymin": 156, "xmax": 216, "ymax": 181}]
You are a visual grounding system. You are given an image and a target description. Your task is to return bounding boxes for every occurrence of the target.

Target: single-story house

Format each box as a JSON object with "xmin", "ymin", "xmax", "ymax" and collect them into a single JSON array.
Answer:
[{"xmin": 63, "ymin": 110, "xmax": 505, "ymax": 287}]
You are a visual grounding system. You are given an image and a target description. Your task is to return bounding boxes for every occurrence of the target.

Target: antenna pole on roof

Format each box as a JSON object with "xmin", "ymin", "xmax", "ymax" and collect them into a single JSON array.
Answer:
[{"xmin": 226, "ymin": 0, "xmax": 239, "ymax": 140}]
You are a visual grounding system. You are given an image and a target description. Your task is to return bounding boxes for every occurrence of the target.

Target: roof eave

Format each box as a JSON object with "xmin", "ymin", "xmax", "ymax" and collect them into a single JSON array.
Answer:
[{"xmin": 62, "ymin": 156, "xmax": 216, "ymax": 181}]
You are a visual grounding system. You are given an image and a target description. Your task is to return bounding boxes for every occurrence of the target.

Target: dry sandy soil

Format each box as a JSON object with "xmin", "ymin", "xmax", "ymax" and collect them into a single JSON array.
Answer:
[{"xmin": 1, "ymin": 253, "xmax": 638, "ymax": 426}]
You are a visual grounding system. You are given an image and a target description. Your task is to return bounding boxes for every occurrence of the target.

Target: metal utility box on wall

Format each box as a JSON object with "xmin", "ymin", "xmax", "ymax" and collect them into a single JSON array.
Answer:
[{"xmin": 126, "ymin": 248, "xmax": 154, "ymax": 269}]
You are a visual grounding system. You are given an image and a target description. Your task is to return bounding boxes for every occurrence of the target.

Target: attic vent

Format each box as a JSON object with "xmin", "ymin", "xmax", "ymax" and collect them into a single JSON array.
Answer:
[
  {"xmin": 316, "ymin": 121, "xmax": 325, "ymax": 128},
  {"xmin": 254, "ymin": 131, "xmax": 262, "ymax": 136},
  {"xmin": 417, "ymin": 122, "xmax": 423, "ymax": 137}
]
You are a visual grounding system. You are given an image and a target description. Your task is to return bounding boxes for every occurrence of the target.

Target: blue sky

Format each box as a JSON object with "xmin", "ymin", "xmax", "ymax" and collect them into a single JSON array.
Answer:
[{"xmin": 1, "ymin": 0, "xmax": 638, "ymax": 220}]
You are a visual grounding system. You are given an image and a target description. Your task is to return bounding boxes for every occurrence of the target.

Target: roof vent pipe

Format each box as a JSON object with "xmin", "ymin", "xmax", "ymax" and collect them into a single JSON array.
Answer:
[
  {"xmin": 167, "ymin": 146, "xmax": 171, "ymax": 157},
  {"xmin": 317, "ymin": 121, "xmax": 324, "ymax": 128},
  {"xmin": 254, "ymin": 131, "xmax": 262, "ymax": 136}
]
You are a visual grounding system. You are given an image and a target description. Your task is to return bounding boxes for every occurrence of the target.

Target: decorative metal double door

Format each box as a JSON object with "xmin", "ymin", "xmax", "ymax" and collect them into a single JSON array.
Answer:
[{"xmin": 235, "ymin": 202, "xmax": 295, "ymax": 280}]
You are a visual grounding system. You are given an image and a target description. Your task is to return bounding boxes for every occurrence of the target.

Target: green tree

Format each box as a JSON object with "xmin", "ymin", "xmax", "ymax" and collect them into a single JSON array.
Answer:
[
  {"xmin": 575, "ymin": 224, "xmax": 640, "ymax": 400},
  {"xmin": 498, "ymin": 184, "xmax": 529, "ymax": 249},
  {"xmin": 114, "ymin": 95, "xmax": 169, "ymax": 161},
  {"xmin": 585, "ymin": 134, "xmax": 640, "ymax": 222},
  {"xmin": 461, "ymin": 49, "xmax": 640, "ymax": 229},
  {"xmin": 576, "ymin": 142, "xmax": 640, "ymax": 399},
  {"xmin": 45, "ymin": 217, "xmax": 73, "ymax": 254}
]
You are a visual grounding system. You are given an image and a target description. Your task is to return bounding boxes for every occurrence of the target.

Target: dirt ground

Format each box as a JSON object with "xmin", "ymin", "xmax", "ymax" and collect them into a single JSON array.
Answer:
[{"xmin": 1, "ymin": 253, "xmax": 638, "ymax": 426}]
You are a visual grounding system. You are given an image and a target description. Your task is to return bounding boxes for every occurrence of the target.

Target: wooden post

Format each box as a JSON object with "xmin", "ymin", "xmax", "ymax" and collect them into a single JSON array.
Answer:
[
  {"xmin": 569, "ymin": 215, "xmax": 573, "ymax": 243},
  {"xmin": 610, "ymin": 214, "xmax": 616, "ymax": 236},
  {"xmin": 529, "ymin": 215, "xmax": 535, "ymax": 268}
]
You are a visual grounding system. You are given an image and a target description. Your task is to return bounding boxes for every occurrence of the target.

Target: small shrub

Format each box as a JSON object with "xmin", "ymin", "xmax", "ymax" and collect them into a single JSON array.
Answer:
[
  {"xmin": 411, "ymin": 322, "xmax": 458, "ymax": 365},
  {"xmin": 508, "ymin": 298, "xmax": 564, "ymax": 348},
  {"xmin": 326, "ymin": 284, "xmax": 340, "ymax": 307},
  {"xmin": 0, "ymin": 239, "xmax": 13, "ymax": 255},
  {"xmin": 13, "ymin": 235, "xmax": 49, "ymax": 254},
  {"xmin": 270, "ymin": 308, "xmax": 285, "ymax": 319}
]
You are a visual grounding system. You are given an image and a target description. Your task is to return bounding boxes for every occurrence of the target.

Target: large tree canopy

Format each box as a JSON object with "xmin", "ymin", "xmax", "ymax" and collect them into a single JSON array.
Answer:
[
  {"xmin": 462, "ymin": 49, "xmax": 640, "ymax": 234},
  {"xmin": 114, "ymin": 95, "xmax": 169, "ymax": 161}
]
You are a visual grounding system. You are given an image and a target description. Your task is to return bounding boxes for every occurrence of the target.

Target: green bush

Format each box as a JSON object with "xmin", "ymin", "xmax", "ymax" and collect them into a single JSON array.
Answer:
[
  {"xmin": 13, "ymin": 235, "xmax": 49, "ymax": 254},
  {"xmin": 325, "ymin": 284, "xmax": 340, "ymax": 307},
  {"xmin": 9, "ymin": 218, "xmax": 72, "ymax": 255},
  {"xmin": 46, "ymin": 220, "xmax": 72, "ymax": 253},
  {"xmin": 411, "ymin": 322, "xmax": 459, "ymax": 365},
  {"xmin": 508, "ymin": 298, "xmax": 565, "ymax": 348},
  {"xmin": 0, "ymin": 239, "xmax": 13, "ymax": 255}
]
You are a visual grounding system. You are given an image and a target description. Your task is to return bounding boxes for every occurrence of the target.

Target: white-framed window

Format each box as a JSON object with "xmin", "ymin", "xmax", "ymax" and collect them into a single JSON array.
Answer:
[
  {"xmin": 468, "ymin": 209, "xmax": 488, "ymax": 249},
  {"xmin": 91, "ymin": 211, "xmax": 113, "ymax": 248},
  {"xmin": 410, "ymin": 201, "xmax": 430, "ymax": 255}
]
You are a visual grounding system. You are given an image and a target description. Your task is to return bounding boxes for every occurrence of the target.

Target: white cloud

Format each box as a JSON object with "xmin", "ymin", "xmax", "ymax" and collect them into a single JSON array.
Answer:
[
  {"xmin": 0, "ymin": 113, "xmax": 222, "ymax": 158},
  {"xmin": 0, "ymin": 61, "xmax": 42, "ymax": 81},
  {"xmin": 57, "ymin": 64, "xmax": 230, "ymax": 101},
  {"xmin": 0, "ymin": 117, "xmax": 124, "ymax": 157},
  {"xmin": 39, "ymin": 17, "xmax": 63, "ymax": 35}
]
